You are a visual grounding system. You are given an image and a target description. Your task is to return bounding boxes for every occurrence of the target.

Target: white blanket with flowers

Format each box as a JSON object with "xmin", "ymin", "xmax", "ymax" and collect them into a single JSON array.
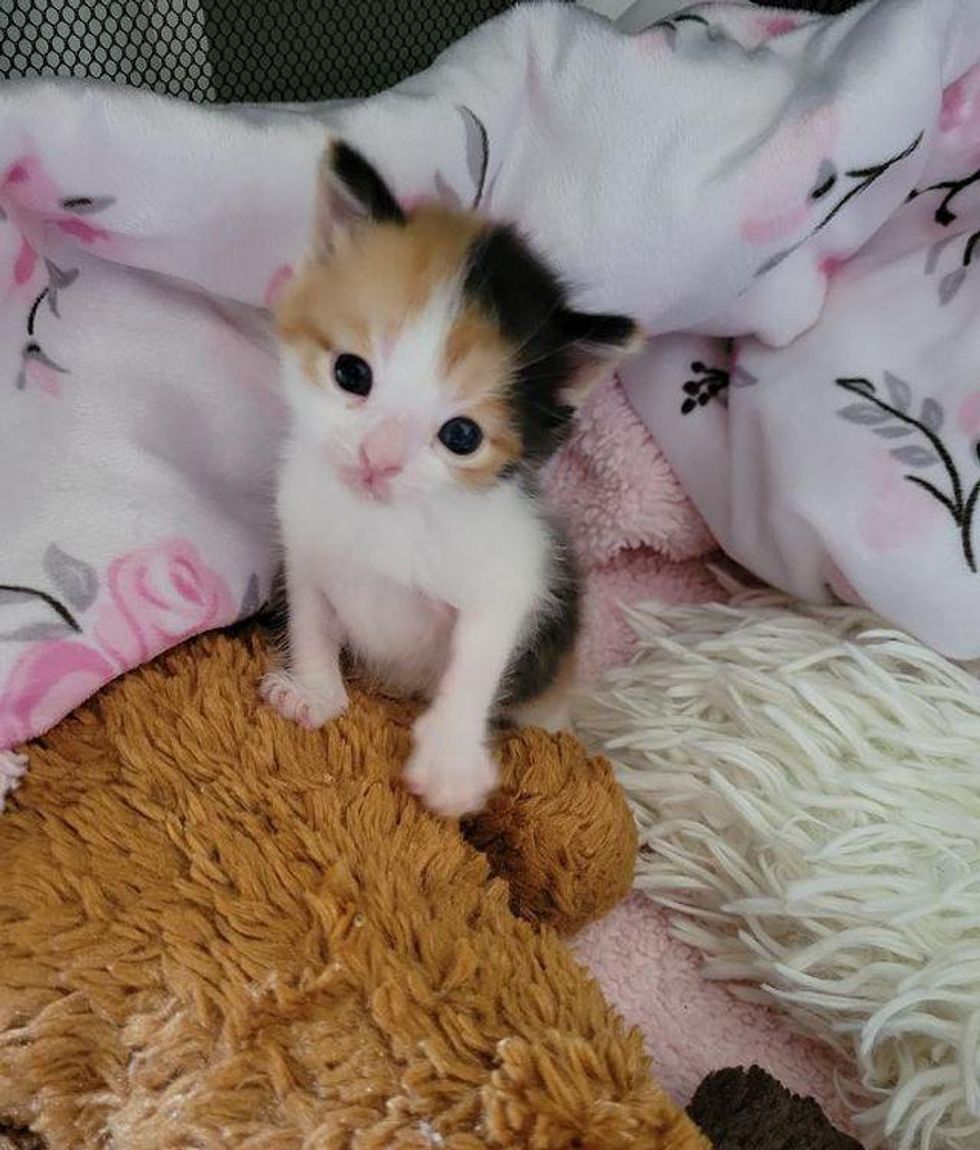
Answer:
[{"xmin": 2, "ymin": 0, "xmax": 980, "ymax": 797}]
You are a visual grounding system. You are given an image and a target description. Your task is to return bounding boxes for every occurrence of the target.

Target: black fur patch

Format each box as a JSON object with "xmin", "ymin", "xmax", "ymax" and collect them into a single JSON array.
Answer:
[
  {"xmin": 498, "ymin": 520, "xmax": 580, "ymax": 710},
  {"xmin": 463, "ymin": 224, "xmax": 634, "ymax": 464},
  {"xmin": 557, "ymin": 308, "xmax": 636, "ymax": 350},
  {"xmin": 332, "ymin": 142, "xmax": 405, "ymax": 226},
  {"xmin": 258, "ymin": 564, "xmax": 289, "ymax": 640}
]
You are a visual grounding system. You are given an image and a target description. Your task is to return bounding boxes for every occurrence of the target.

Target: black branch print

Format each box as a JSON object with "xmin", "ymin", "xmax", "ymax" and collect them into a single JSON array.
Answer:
[
  {"xmin": 814, "ymin": 133, "xmax": 924, "ymax": 236},
  {"xmin": 836, "ymin": 375, "xmax": 980, "ymax": 572},
  {"xmin": 652, "ymin": 12, "xmax": 712, "ymax": 49},
  {"xmin": 756, "ymin": 132, "xmax": 924, "ymax": 277},
  {"xmin": 913, "ymin": 165, "xmax": 980, "ymax": 304},
  {"xmin": 0, "ymin": 545, "xmax": 99, "ymax": 641},
  {"xmin": 16, "ymin": 259, "xmax": 77, "ymax": 391},
  {"xmin": 432, "ymin": 105, "xmax": 490, "ymax": 212},
  {"xmin": 0, "ymin": 585, "xmax": 81, "ymax": 634},
  {"xmin": 11, "ymin": 192, "xmax": 113, "ymax": 392},
  {"xmin": 909, "ymin": 165, "xmax": 980, "ymax": 226},
  {"xmin": 680, "ymin": 351, "xmax": 757, "ymax": 416}
]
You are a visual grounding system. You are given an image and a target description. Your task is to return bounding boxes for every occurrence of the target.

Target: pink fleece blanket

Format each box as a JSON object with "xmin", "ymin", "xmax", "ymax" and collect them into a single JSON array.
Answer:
[
  {"xmin": 545, "ymin": 376, "xmax": 722, "ymax": 678},
  {"xmin": 574, "ymin": 896, "xmax": 851, "ymax": 1133},
  {"xmin": 545, "ymin": 386, "xmax": 852, "ymax": 1135}
]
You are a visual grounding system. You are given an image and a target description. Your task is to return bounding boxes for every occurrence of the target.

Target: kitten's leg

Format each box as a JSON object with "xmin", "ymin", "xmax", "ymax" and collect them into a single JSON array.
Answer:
[
  {"xmin": 260, "ymin": 565, "xmax": 348, "ymax": 729},
  {"xmin": 404, "ymin": 603, "xmax": 531, "ymax": 817},
  {"xmin": 507, "ymin": 680, "xmax": 574, "ymax": 733}
]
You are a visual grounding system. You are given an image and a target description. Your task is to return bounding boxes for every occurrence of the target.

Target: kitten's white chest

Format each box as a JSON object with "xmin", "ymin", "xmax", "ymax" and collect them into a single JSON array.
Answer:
[
  {"xmin": 280, "ymin": 447, "xmax": 547, "ymax": 699},
  {"xmin": 282, "ymin": 462, "xmax": 458, "ymax": 696},
  {"xmin": 321, "ymin": 556, "xmax": 454, "ymax": 696}
]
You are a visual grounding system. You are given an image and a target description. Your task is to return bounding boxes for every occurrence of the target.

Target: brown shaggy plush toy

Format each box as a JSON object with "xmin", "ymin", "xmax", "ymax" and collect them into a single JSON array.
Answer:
[
  {"xmin": 0, "ymin": 629, "xmax": 859, "ymax": 1148},
  {"xmin": 0, "ymin": 629, "xmax": 704, "ymax": 1149}
]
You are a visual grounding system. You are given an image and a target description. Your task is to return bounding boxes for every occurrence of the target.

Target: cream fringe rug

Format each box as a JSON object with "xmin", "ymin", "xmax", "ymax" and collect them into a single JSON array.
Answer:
[{"xmin": 576, "ymin": 588, "xmax": 980, "ymax": 1150}]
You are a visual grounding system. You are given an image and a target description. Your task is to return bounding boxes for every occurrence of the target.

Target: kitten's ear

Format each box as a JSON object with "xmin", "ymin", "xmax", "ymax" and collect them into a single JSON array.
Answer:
[
  {"xmin": 557, "ymin": 310, "xmax": 644, "ymax": 407},
  {"xmin": 312, "ymin": 140, "xmax": 406, "ymax": 260}
]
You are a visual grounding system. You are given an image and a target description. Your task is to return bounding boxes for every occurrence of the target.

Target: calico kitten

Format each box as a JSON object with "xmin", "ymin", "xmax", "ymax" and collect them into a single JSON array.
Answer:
[{"xmin": 262, "ymin": 140, "xmax": 640, "ymax": 817}]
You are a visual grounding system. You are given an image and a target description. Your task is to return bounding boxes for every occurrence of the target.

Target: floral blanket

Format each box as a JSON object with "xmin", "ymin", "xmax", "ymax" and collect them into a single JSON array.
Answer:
[{"xmin": 2, "ymin": 0, "xmax": 979, "ymax": 796}]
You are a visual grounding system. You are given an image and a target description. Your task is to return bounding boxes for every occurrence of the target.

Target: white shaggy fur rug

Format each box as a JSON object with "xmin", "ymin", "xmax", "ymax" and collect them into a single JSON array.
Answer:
[{"xmin": 576, "ymin": 589, "xmax": 980, "ymax": 1150}]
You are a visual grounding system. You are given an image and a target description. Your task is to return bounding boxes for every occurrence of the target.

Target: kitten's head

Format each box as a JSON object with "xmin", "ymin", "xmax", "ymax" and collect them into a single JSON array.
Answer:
[{"xmin": 276, "ymin": 141, "xmax": 640, "ymax": 504}]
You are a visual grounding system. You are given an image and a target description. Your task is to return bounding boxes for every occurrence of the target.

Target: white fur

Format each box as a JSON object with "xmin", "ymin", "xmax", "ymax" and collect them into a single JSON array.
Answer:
[
  {"xmin": 266, "ymin": 298, "xmax": 551, "ymax": 817},
  {"xmin": 0, "ymin": 750, "xmax": 27, "ymax": 812},
  {"xmin": 575, "ymin": 585, "xmax": 980, "ymax": 1150}
]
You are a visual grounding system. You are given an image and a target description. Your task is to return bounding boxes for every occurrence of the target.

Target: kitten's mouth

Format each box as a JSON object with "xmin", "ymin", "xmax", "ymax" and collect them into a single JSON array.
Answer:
[{"xmin": 338, "ymin": 464, "xmax": 394, "ymax": 502}]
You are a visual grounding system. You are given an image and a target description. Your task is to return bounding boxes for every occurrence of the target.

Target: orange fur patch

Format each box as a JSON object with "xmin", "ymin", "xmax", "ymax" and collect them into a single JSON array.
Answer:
[
  {"xmin": 442, "ymin": 304, "xmax": 521, "ymax": 487},
  {"xmin": 506, "ymin": 646, "xmax": 579, "ymax": 730},
  {"xmin": 277, "ymin": 207, "xmax": 482, "ymax": 358},
  {"xmin": 277, "ymin": 207, "xmax": 525, "ymax": 485}
]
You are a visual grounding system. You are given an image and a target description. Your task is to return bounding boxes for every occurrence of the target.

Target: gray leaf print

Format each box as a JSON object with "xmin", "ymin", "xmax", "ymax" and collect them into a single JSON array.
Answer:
[
  {"xmin": 846, "ymin": 377, "xmax": 875, "ymax": 395},
  {"xmin": 16, "ymin": 344, "xmax": 70, "ymax": 391},
  {"xmin": 60, "ymin": 195, "xmax": 115, "ymax": 215},
  {"xmin": 883, "ymin": 372, "xmax": 912, "ymax": 413},
  {"xmin": 433, "ymin": 172, "xmax": 461, "ymax": 210},
  {"xmin": 45, "ymin": 260, "xmax": 80, "ymax": 318},
  {"xmin": 891, "ymin": 444, "xmax": 938, "ymax": 467},
  {"xmin": 754, "ymin": 244, "xmax": 799, "ymax": 277},
  {"xmin": 940, "ymin": 267, "xmax": 967, "ymax": 305},
  {"xmin": 44, "ymin": 544, "xmax": 98, "ymax": 611},
  {"xmin": 458, "ymin": 105, "xmax": 489, "ymax": 209},
  {"xmin": 925, "ymin": 234, "xmax": 957, "ymax": 274},
  {"xmin": 809, "ymin": 159, "xmax": 837, "ymax": 200},
  {"xmin": 873, "ymin": 424, "xmax": 913, "ymax": 439},
  {"xmin": 920, "ymin": 397, "xmax": 944, "ymax": 433},
  {"xmin": 839, "ymin": 403, "xmax": 890, "ymax": 426},
  {"xmin": 731, "ymin": 366, "xmax": 758, "ymax": 388},
  {"xmin": 0, "ymin": 621, "xmax": 76, "ymax": 641},
  {"xmin": 238, "ymin": 573, "xmax": 261, "ymax": 620}
]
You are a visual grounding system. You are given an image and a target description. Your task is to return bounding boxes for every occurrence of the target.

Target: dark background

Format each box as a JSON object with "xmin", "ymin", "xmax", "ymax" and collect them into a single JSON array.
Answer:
[{"xmin": 0, "ymin": 1, "xmax": 864, "ymax": 105}]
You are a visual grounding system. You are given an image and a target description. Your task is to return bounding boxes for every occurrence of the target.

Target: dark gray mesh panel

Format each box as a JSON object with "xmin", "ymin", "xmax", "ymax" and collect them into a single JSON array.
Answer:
[
  {"xmin": 1, "ymin": 1, "xmax": 219, "ymax": 101},
  {"xmin": 0, "ymin": 0, "xmax": 520, "ymax": 103},
  {"xmin": 203, "ymin": 0, "xmax": 516, "ymax": 103}
]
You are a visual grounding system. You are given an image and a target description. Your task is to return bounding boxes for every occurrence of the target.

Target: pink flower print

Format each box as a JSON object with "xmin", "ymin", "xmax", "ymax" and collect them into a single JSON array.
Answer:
[
  {"xmin": 819, "ymin": 254, "xmax": 850, "ymax": 283},
  {"xmin": 0, "ymin": 638, "xmax": 115, "ymax": 749},
  {"xmin": 2, "ymin": 156, "xmax": 64, "ymax": 214},
  {"xmin": 740, "ymin": 107, "xmax": 838, "ymax": 245},
  {"xmin": 762, "ymin": 17, "xmax": 799, "ymax": 37},
  {"xmin": 0, "ymin": 207, "xmax": 41, "ymax": 298},
  {"xmin": 2, "ymin": 156, "xmax": 115, "ymax": 253},
  {"xmin": 939, "ymin": 64, "xmax": 980, "ymax": 162},
  {"xmin": 55, "ymin": 217, "xmax": 111, "ymax": 245},
  {"xmin": 860, "ymin": 450, "xmax": 943, "ymax": 554},
  {"xmin": 4, "ymin": 162, "xmax": 28, "ymax": 186},
  {"xmin": 957, "ymin": 389, "xmax": 980, "ymax": 437},
  {"xmin": 836, "ymin": 376, "xmax": 978, "ymax": 566},
  {"xmin": 13, "ymin": 238, "xmax": 37, "ymax": 287},
  {"xmin": 264, "ymin": 263, "xmax": 294, "ymax": 309},
  {"xmin": 95, "ymin": 538, "xmax": 235, "ymax": 669},
  {"xmin": 16, "ymin": 346, "xmax": 68, "ymax": 396},
  {"xmin": 636, "ymin": 27, "xmax": 669, "ymax": 56}
]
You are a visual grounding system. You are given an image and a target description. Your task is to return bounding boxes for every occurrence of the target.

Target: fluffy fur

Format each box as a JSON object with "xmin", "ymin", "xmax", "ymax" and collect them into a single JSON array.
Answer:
[
  {"xmin": 264, "ymin": 140, "xmax": 639, "ymax": 816},
  {"xmin": 0, "ymin": 628, "xmax": 696, "ymax": 1150},
  {"xmin": 576, "ymin": 586, "xmax": 980, "ymax": 1150}
]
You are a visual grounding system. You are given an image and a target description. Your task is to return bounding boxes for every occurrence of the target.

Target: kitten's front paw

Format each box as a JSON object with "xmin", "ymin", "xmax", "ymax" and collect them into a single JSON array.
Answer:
[
  {"xmin": 404, "ymin": 714, "xmax": 498, "ymax": 818},
  {"xmin": 260, "ymin": 669, "xmax": 348, "ymax": 729}
]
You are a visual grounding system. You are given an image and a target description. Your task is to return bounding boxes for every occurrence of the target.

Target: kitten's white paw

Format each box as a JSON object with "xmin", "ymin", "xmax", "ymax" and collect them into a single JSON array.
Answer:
[
  {"xmin": 404, "ymin": 714, "xmax": 498, "ymax": 818},
  {"xmin": 259, "ymin": 669, "xmax": 348, "ymax": 729},
  {"xmin": 0, "ymin": 750, "xmax": 27, "ymax": 811}
]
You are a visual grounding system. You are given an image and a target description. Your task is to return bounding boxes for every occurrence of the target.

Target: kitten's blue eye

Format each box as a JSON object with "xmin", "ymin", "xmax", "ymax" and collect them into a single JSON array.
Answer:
[
  {"xmin": 333, "ymin": 353, "xmax": 372, "ymax": 397},
  {"xmin": 438, "ymin": 416, "xmax": 483, "ymax": 456}
]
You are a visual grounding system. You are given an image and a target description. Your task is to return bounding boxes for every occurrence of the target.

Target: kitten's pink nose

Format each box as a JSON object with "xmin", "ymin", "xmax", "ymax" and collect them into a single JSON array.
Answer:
[{"xmin": 359, "ymin": 418, "xmax": 406, "ymax": 480}]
